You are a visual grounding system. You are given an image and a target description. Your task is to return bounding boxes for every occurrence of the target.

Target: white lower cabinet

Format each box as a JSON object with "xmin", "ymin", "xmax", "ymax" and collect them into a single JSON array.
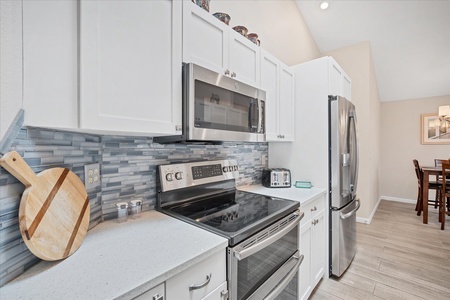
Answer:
[
  {"xmin": 299, "ymin": 194, "xmax": 326, "ymax": 300},
  {"xmin": 202, "ymin": 281, "xmax": 228, "ymax": 300},
  {"xmin": 133, "ymin": 282, "xmax": 165, "ymax": 300},
  {"xmin": 166, "ymin": 250, "xmax": 227, "ymax": 300}
]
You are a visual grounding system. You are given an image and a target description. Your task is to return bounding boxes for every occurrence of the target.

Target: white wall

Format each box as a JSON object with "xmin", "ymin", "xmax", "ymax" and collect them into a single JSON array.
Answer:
[
  {"xmin": 0, "ymin": 0, "xmax": 23, "ymax": 140},
  {"xmin": 323, "ymin": 42, "xmax": 382, "ymax": 222},
  {"xmin": 380, "ymin": 95, "xmax": 450, "ymax": 201},
  {"xmin": 210, "ymin": 0, "xmax": 320, "ymax": 65}
]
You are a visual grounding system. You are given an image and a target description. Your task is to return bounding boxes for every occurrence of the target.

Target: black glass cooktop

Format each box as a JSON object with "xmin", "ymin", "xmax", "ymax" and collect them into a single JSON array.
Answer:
[{"xmin": 162, "ymin": 190, "xmax": 299, "ymax": 246}]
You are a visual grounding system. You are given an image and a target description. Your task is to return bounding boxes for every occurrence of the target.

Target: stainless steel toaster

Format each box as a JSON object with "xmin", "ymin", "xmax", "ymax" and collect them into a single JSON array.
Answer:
[{"xmin": 262, "ymin": 168, "xmax": 291, "ymax": 188}]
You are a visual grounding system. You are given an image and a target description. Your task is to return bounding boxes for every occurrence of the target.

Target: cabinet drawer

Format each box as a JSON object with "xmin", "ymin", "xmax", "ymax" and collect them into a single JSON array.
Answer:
[
  {"xmin": 300, "ymin": 195, "xmax": 325, "ymax": 223},
  {"xmin": 201, "ymin": 281, "xmax": 228, "ymax": 300},
  {"xmin": 166, "ymin": 250, "xmax": 226, "ymax": 300},
  {"xmin": 133, "ymin": 282, "xmax": 164, "ymax": 300}
]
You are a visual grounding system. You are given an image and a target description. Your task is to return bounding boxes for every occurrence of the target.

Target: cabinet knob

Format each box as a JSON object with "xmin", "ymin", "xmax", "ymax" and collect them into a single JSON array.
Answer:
[
  {"xmin": 224, "ymin": 69, "xmax": 230, "ymax": 75},
  {"xmin": 165, "ymin": 173, "xmax": 174, "ymax": 182},
  {"xmin": 311, "ymin": 206, "xmax": 317, "ymax": 212},
  {"xmin": 231, "ymin": 72, "xmax": 236, "ymax": 78}
]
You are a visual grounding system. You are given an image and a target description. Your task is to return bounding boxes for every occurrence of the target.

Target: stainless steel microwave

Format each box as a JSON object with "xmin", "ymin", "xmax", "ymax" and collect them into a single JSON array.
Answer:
[{"xmin": 154, "ymin": 63, "xmax": 265, "ymax": 143}]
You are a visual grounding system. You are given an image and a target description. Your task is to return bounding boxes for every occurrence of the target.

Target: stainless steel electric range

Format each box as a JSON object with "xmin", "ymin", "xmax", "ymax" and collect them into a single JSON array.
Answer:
[{"xmin": 157, "ymin": 160, "xmax": 304, "ymax": 300}]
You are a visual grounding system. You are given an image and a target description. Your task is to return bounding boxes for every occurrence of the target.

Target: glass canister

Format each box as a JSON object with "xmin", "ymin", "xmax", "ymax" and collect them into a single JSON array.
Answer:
[
  {"xmin": 116, "ymin": 202, "xmax": 129, "ymax": 223},
  {"xmin": 129, "ymin": 199, "xmax": 143, "ymax": 219}
]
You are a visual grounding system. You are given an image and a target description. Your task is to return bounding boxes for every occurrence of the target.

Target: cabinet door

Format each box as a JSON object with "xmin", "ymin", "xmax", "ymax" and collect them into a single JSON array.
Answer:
[
  {"xmin": 278, "ymin": 65, "xmax": 294, "ymax": 141},
  {"xmin": 228, "ymin": 31, "xmax": 260, "ymax": 87},
  {"xmin": 329, "ymin": 61, "xmax": 343, "ymax": 97},
  {"xmin": 342, "ymin": 73, "xmax": 352, "ymax": 101},
  {"xmin": 166, "ymin": 250, "xmax": 226, "ymax": 300},
  {"xmin": 80, "ymin": 0, "xmax": 182, "ymax": 135},
  {"xmin": 311, "ymin": 209, "xmax": 326, "ymax": 286},
  {"xmin": 182, "ymin": 1, "xmax": 229, "ymax": 75},
  {"xmin": 260, "ymin": 50, "xmax": 279, "ymax": 141},
  {"xmin": 299, "ymin": 221, "xmax": 312, "ymax": 300},
  {"xmin": 22, "ymin": 0, "xmax": 78, "ymax": 129}
]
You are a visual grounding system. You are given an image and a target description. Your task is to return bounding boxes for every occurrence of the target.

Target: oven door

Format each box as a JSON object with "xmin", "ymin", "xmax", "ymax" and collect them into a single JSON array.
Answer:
[{"xmin": 228, "ymin": 210, "xmax": 303, "ymax": 300}]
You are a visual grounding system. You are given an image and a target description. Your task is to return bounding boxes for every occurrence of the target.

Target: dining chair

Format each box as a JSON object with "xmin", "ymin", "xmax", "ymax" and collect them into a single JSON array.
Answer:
[
  {"xmin": 439, "ymin": 162, "xmax": 450, "ymax": 230},
  {"xmin": 434, "ymin": 159, "xmax": 449, "ymax": 207},
  {"xmin": 413, "ymin": 159, "xmax": 442, "ymax": 216}
]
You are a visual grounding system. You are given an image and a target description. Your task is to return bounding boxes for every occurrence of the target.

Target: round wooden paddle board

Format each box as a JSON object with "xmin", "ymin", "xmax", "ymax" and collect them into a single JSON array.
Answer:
[{"xmin": 0, "ymin": 151, "xmax": 90, "ymax": 261}]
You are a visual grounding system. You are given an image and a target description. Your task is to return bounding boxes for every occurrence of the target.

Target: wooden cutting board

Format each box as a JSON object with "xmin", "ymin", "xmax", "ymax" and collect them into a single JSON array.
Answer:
[{"xmin": 0, "ymin": 151, "xmax": 90, "ymax": 261}]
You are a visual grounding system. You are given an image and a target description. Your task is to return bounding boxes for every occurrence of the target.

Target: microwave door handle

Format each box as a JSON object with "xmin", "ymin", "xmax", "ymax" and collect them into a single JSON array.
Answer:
[
  {"xmin": 248, "ymin": 99, "xmax": 257, "ymax": 131},
  {"xmin": 233, "ymin": 211, "xmax": 303, "ymax": 261},
  {"xmin": 257, "ymin": 99, "xmax": 264, "ymax": 133}
]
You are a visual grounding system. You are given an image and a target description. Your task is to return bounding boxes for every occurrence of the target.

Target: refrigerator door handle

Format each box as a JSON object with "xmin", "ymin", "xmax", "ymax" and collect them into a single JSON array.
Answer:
[
  {"xmin": 340, "ymin": 199, "xmax": 360, "ymax": 220},
  {"xmin": 348, "ymin": 111, "xmax": 359, "ymax": 198}
]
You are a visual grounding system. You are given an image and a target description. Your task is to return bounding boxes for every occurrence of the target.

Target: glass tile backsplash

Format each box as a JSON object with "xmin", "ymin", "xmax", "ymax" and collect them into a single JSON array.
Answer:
[{"xmin": 0, "ymin": 127, "xmax": 268, "ymax": 286}]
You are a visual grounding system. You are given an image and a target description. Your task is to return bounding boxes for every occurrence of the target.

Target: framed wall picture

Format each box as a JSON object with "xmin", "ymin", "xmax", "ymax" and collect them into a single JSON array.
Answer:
[{"xmin": 421, "ymin": 113, "xmax": 450, "ymax": 145}]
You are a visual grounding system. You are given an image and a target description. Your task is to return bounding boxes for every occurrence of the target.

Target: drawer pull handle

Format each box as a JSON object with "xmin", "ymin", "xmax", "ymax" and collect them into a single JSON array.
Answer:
[
  {"xmin": 189, "ymin": 273, "xmax": 212, "ymax": 291},
  {"xmin": 152, "ymin": 293, "xmax": 164, "ymax": 300},
  {"xmin": 311, "ymin": 206, "xmax": 317, "ymax": 212}
]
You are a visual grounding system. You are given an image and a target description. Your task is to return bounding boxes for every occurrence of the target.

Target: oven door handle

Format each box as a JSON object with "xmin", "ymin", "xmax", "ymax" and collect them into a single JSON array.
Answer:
[
  {"xmin": 233, "ymin": 210, "xmax": 303, "ymax": 261},
  {"xmin": 247, "ymin": 251, "xmax": 304, "ymax": 300}
]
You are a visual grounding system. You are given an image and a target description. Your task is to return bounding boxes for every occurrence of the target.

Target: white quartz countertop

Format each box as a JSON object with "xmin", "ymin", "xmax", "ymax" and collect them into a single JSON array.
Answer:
[
  {"xmin": 0, "ymin": 210, "xmax": 228, "ymax": 300},
  {"xmin": 237, "ymin": 185, "xmax": 326, "ymax": 206}
]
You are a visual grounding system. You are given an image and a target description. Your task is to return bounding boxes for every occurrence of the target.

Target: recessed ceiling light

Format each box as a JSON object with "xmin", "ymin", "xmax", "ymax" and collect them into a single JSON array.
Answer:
[{"xmin": 320, "ymin": 2, "xmax": 329, "ymax": 10}]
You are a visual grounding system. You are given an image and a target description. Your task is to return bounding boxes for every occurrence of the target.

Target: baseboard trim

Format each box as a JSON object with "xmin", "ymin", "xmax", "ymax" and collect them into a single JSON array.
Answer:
[
  {"xmin": 381, "ymin": 196, "xmax": 416, "ymax": 204},
  {"xmin": 356, "ymin": 196, "xmax": 382, "ymax": 225}
]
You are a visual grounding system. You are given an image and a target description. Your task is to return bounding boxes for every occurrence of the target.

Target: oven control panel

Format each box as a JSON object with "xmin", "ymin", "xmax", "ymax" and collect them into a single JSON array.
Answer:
[{"xmin": 159, "ymin": 160, "xmax": 239, "ymax": 192}]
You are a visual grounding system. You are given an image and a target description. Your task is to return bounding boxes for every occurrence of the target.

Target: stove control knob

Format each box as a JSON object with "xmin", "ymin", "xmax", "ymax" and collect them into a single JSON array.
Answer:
[
  {"xmin": 165, "ymin": 173, "xmax": 174, "ymax": 181},
  {"xmin": 175, "ymin": 172, "xmax": 183, "ymax": 180}
]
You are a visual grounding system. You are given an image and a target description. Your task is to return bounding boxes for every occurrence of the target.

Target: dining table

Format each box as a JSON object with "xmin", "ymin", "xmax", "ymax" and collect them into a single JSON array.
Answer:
[{"xmin": 422, "ymin": 166, "xmax": 447, "ymax": 224}]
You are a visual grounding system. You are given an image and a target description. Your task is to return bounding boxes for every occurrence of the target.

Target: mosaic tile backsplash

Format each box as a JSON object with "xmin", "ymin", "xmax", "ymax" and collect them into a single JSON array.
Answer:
[{"xmin": 0, "ymin": 127, "xmax": 268, "ymax": 286}]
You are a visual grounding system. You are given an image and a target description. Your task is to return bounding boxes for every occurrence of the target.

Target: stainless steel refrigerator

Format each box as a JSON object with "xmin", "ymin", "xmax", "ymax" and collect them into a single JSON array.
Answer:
[{"xmin": 329, "ymin": 95, "xmax": 360, "ymax": 277}]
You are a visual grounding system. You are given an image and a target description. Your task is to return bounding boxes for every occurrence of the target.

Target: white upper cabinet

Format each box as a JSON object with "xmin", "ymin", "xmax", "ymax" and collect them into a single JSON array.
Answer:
[
  {"xmin": 22, "ymin": 0, "xmax": 78, "ymax": 129},
  {"xmin": 329, "ymin": 60, "xmax": 352, "ymax": 101},
  {"xmin": 260, "ymin": 50, "xmax": 294, "ymax": 142},
  {"xmin": 79, "ymin": 0, "xmax": 182, "ymax": 136},
  {"xmin": 182, "ymin": 1, "xmax": 260, "ymax": 88}
]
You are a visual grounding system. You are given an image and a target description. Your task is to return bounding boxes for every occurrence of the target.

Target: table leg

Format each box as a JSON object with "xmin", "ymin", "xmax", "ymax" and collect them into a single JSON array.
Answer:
[{"xmin": 422, "ymin": 170, "xmax": 429, "ymax": 224}]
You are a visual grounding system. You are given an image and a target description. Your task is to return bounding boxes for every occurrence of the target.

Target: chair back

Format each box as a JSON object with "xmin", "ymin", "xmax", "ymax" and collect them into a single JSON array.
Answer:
[
  {"xmin": 443, "ymin": 162, "xmax": 450, "ymax": 197},
  {"xmin": 413, "ymin": 159, "xmax": 423, "ymax": 184},
  {"xmin": 435, "ymin": 159, "xmax": 449, "ymax": 167},
  {"xmin": 436, "ymin": 159, "xmax": 450, "ymax": 180}
]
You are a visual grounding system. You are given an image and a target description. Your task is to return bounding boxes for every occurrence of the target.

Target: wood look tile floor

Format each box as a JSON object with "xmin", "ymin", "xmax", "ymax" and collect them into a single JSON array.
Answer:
[{"xmin": 310, "ymin": 200, "xmax": 450, "ymax": 300}]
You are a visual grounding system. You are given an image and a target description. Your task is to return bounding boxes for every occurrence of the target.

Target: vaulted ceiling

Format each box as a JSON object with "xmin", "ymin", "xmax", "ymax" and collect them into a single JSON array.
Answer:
[{"xmin": 295, "ymin": 0, "xmax": 450, "ymax": 102}]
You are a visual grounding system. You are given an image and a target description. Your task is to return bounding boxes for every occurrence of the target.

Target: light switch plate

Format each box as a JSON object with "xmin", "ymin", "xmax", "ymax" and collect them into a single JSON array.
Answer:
[{"xmin": 84, "ymin": 163, "xmax": 100, "ymax": 190}]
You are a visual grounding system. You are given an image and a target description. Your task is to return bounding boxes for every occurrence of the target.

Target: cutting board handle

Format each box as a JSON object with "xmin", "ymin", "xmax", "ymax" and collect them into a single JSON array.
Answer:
[{"xmin": 0, "ymin": 151, "xmax": 38, "ymax": 187}]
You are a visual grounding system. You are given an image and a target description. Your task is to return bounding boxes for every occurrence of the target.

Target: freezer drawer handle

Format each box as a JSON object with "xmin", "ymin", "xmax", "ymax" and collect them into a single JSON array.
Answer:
[{"xmin": 340, "ymin": 199, "xmax": 360, "ymax": 220}]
